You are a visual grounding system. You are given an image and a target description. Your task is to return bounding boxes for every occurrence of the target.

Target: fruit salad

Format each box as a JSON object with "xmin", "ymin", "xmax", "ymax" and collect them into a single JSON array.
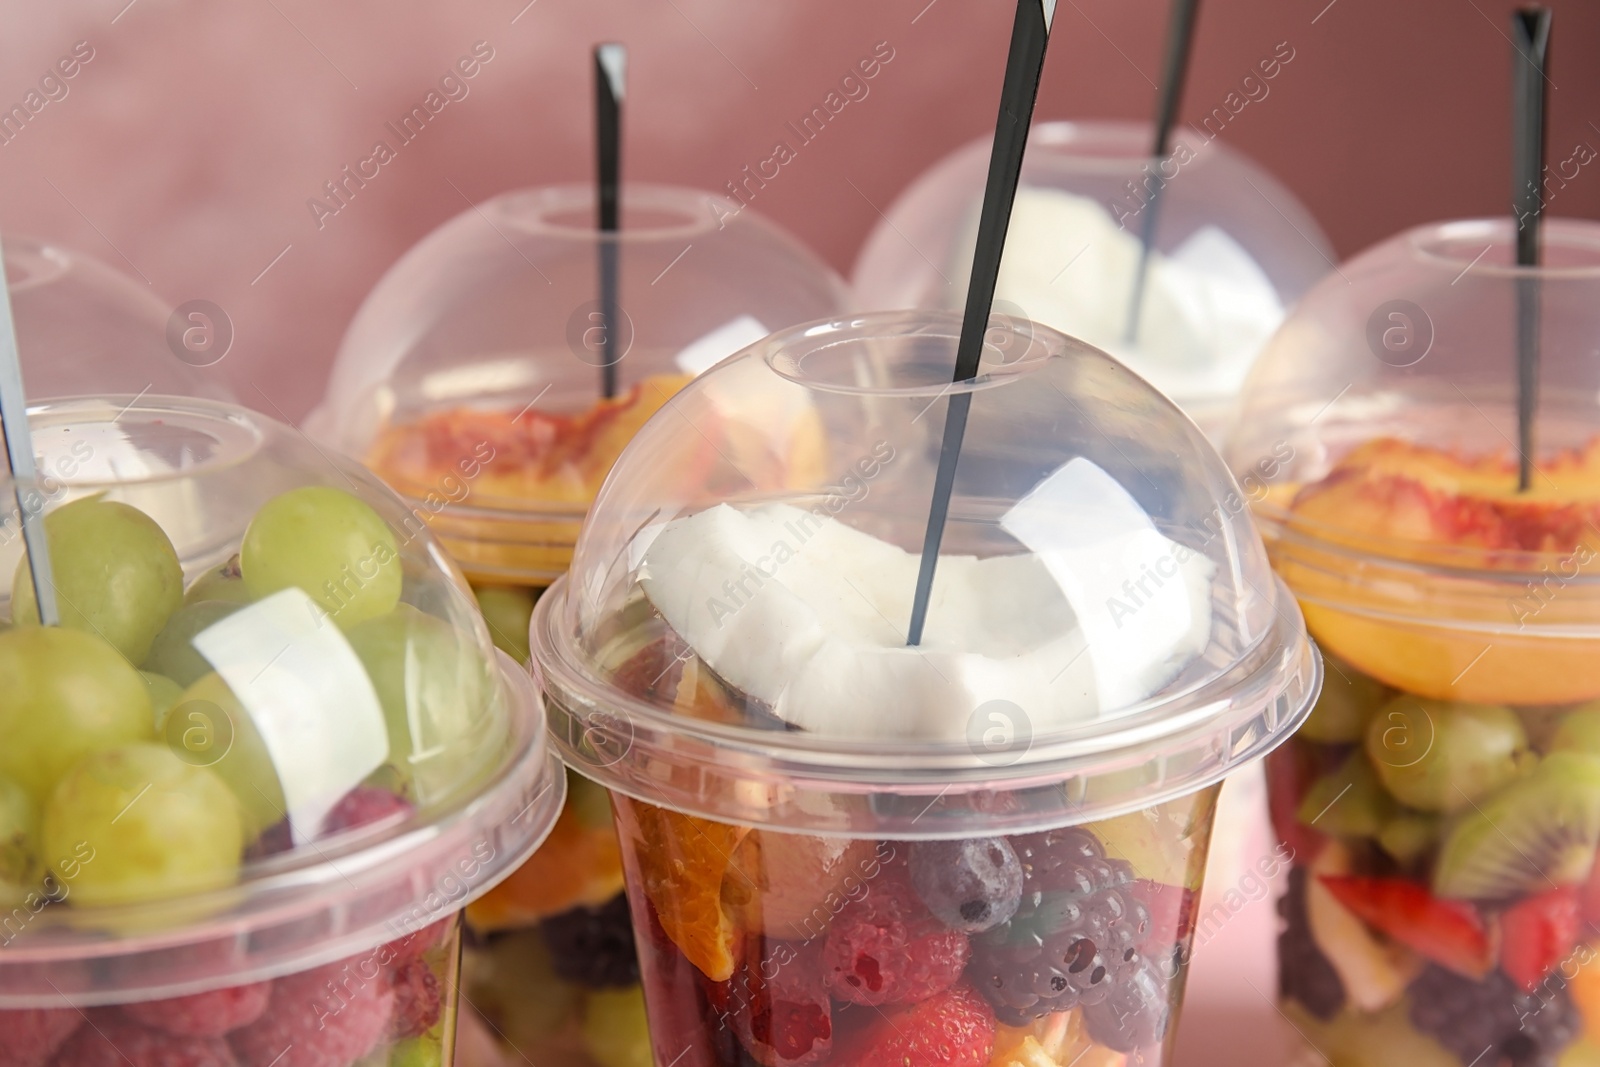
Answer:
[
  {"xmin": 0, "ymin": 404, "xmax": 546, "ymax": 1067},
  {"xmin": 611, "ymin": 796, "xmax": 1213, "ymax": 1067},
  {"xmin": 1267, "ymin": 439, "xmax": 1600, "ymax": 1067}
]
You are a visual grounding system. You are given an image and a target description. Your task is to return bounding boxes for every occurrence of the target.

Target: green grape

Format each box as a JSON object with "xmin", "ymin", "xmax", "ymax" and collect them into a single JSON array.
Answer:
[
  {"xmin": 582, "ymin": 987, "xmax": 654, "ymax": 1067},
  {"xmin": 473, "ymin": 585, "xmax": 534, "ymax": 664},
  {"xmin": 241, "ymin": 486, "xmax": 401, "ymax": 629},
  {"xmin": 167, "ymin": 674, "xmax": 285, "ymax": 841},
  {"xmin": 184, "ymin": 556, "xmax": 252, "ymax": 607},
  {"xmin": 346, "ymin": 606, "xmax": 501, "ymax": 805},
  {"xmin": 139, "ymin": 671, "xmax": 184, "ymax": 725},
  {"xmin": 387, "ymin": 1037, "xmax": 443, "ymax": 1067},
  {"xmin": 1365, "ymin": 697, "xmax": 1528, "ymax": 812},
  {"xmin": 567, "ymin": 768, "xmax": 614, "ymax": 829},
  {"xmin": 0, "ymin": 627, "xmax": 154, "ymax": 801},
  {"xmin": 1551, "ymin": 705, "xmax": 1600, "ymax": 755},
  {"xmin": 42, "ymin": 742, "xmax": 242, "ymax": 907},
  {"xmin": 142, "ymin": 600, "xmax": 242, "ymax": 688},
  {"xmin": 11, "ymin": 496, "xmax": 184, "ymax": 663},
  {"xmin": 0, "ymin": 773, "xmax": 40, "ymax": 906}
]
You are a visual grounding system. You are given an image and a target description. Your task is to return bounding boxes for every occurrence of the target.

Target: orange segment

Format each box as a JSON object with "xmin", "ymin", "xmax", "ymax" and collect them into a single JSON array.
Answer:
[
  {"xmin": 624, "ymin": 800, "xmax": 750, "ymax": 982},
  {"xmin": 466, "ymin": 800, "xmax": 625, "ymax": 931},
  {"xmin": 1572, "ymin": 947, "xmax": 1600, "ymax": 1043}
]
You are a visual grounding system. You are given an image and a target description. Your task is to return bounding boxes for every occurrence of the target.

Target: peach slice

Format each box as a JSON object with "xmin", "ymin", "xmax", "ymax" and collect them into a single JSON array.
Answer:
[{"xmin": 1277, "ymin": 437, "xmax": 1600, "ymax": 705}]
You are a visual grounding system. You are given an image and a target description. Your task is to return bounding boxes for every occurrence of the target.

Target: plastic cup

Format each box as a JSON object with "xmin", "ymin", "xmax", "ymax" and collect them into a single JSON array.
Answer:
[
  {"xmin": 306, "ymin": 183, "xmax": 848, "ymax": 1065},
  {"xmin": 4, "ymin": 234, "xmax": 233, "ymax": 402},
  {"xmin": 1230, "ymin": 218, "xmax": 1600, "ymax": 1064},
  {"xmin": 532, "ymin": 310, "xmax": 1318, "ymax": 1066},
  {"xmin": 851, "ymin": 120, "xmax": 1333, "ymax": 442},
  {"xmin": 0, "ymin": 395, "xmax": 562, "ymax": 1067}
]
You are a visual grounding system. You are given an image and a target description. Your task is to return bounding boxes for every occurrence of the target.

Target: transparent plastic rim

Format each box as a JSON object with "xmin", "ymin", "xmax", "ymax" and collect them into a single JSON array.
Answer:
[
  {"xmin": 0, "ymin": 656, "xmax": 565, "ymax": 1005},
  {"xmin": 1410, "ymin": 217, "xmax": 1600, "ymax": 279},
  {"xmin": 3, "ymin": 235, "xmax": 71, "ymax": 293},
  {"xmin": 532, "ymin": 572, "xmax": 1319, "ymax": 834},
  {"xmin": 496, "ymin": 182, "xmax": 734, "ymax": 242},
  {"xmin": 1022, "ymin": 119, "xmax": 1218, "ymax": 175}
]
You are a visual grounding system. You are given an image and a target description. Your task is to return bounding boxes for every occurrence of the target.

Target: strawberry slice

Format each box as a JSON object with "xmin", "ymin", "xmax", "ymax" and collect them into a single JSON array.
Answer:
[
  {"xmin": 1318, "ymin": 874, "xmax": 1494, "ymax": 978},
  {"xmin": 1501, "ymin": 886, "xmax": 1581, "ymax": 993}
]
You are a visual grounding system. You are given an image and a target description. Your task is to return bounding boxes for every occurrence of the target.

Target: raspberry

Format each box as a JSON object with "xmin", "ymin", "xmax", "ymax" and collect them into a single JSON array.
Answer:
[
  {"xmin": 54, "ymin": 1017, "xmax": 237, "ymax": 1067},
  {"xmin": 383, "ymin": 918, "xmax": 451, "ymax": 965},
  {"xmin": 1408, "ymin": 964, "xmax": 1580, "ymax": 1067},
  {"xmin": 970, "ymin": 827, "xmax": 1151, "ymax": 1025},
  {"xmin": 122, "ymin": 983, "xmax": 271, "ymax": 1037},
  {"xmin": 244, "ymin": 820, "xmax": 292, "ymax": 861},
  {"xmin": 539, "ymin": 893, "xmax": 640, "ymax": 989},
  {"xmin": 1276, "ymin": 866, "xmax": 1344, "ymax": 1021},
  {"xmin": 822, "ymin": 872, "xmax": 970, "ymax": 1005},
  {"xmin": 388, "ymin": 959, "xmax": 442, "ymax": 1040},
  {"xmin": 321, "ymin": 787, "xmax": 412, "ymax": 836},
  {"xmin": 704, "ymin": 938, "xmax": 832, "ymax": 1067},
  {"xmin": 0, "ymin": 1007, "xmax": 80, "ymax": 1067},
  {"xmin": 832, "ymin": 981, "xmax": 996, "ymax": 1067},
  {"xmin": 229, "ymin": 958, "xmax": 394, "ymax": 1067}
]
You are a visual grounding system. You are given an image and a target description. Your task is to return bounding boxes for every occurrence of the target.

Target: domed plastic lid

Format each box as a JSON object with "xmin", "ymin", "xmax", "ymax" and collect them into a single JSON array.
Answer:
[
  {"xmin": 0, "ymin": 396, "xmax": 562, "ymax": 1004},
  {"xmin": 852, "ymin": 121, "xmax": 1332, "ymax": 436},
  {"xmin": 307, "ymin": 184, "xmax": 848, "ymax": 586},
  {"xmin": 1228, "ymin": 217, "xmax": 1600, "ymax": 707},
  {"xmin": 533, "ymin": 311, "xmax": 1317, "ymax": 837},
  {"xmin": 6, "ymin": 235, "xmax": 232, "ymax": 402}
]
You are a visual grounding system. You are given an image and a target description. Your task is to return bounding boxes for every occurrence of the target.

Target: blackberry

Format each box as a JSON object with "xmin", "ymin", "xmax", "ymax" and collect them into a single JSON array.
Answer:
[
  {"xmin": 1276, "ymin": 866, "xmax": 1344, "ymax": 1021},
  {"xmin": 969, "ymin": 827, "xmax": 1154, "ymax": 1025},
  {"xmin": 1084, "ymin": 955, "xmax": 1171, "ymax": 1052},
  {"xmin": 1408, "ymin": 964, "xmax": 1580, "ymax": 1067},
  {"xmin": 539, "ymin": 892, "xmax": 641, "ymax": 989}
]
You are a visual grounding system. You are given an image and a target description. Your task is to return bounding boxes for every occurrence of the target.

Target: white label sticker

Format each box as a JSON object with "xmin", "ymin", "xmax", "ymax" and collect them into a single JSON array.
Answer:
[{"xmin": 193, "ymin": 587, "xmax": 389, "ymax": 843}]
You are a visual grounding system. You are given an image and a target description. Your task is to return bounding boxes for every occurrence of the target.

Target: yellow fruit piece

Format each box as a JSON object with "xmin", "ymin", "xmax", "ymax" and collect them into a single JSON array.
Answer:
[
  {"xmin": 623, "ymin": 799, "xmax": 749, "ymax": 982},
  {"xmin": 1571, "ymin": 950, "xmax": 1600, "ymax": 1045},
  {"xmin": 466, "ymin": 799, "xmax": 625, "ymax": 931}
]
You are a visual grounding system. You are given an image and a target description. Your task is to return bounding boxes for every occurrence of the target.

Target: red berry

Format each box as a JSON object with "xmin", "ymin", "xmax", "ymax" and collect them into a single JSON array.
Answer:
[
  {"xmin": 1127, "ymin": 879, "xmax": 1196, "ymax": 947},
  {"xmin": 704, "ymin": 939, "xmax": 832, "ymax": 1067},
  {"xmin": 383, "ymin": 919, "xmax": 451, "ymax": 965},
  {"xmin": 1318, "ymin": 874, "xmax": 1494, "ymax": 978},
  {"xmin": 122, "ymin": 983, "xmax": 271, "ymax": 1037},
  {"xmin": 55, "ymin": 1017, "xmax": 236, "ymax": 1067},
  {"xmin": 832, "ymin": 981, "xmax": 996, "ymax": 1067},
  {"xmin": 0, "ymin": 1007, "xmax": 80, "ymax": 1067},
  {"xmin": 1502, "ymin": 886, "xmax": 1581, "ymax": 993},
  {"xmin": 822, "ymin": 873, "xmax": 970, "ymax": 1006},
  {"xmin": 321, "ymin": 787, "xmax": 412, "ymax": 836},
  {"xmin": 229, "ymin": 958, "xmax": 394, "ymax": 1067},
  {"xmin": 387, "ymin": 959, "xmax": 442, "ymax": 1039}
]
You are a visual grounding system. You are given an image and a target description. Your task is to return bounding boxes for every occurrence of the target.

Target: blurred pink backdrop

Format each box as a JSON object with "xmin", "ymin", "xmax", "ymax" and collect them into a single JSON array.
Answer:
[{"xmin": 0, "ymin": 0, "xmax": 1596, "ymax": 421}]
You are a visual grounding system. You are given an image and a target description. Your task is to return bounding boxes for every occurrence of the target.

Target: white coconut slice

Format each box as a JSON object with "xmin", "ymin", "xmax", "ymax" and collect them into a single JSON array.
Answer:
[{"xmin": 636, "ymin": 458, "xmax": 1215, "ymax": 742}]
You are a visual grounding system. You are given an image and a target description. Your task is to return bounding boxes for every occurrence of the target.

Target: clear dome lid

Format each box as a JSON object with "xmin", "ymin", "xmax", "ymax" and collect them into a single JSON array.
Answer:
[
  {"xmin": 532, "ymin": 310, "xmax": 1318, "ymax": 836},
  {"xmin": 5, "ymin": 235, "xmax": 232, "ymax": 402},
  {"xmin": 307, "ymin": 184, "xmax": 849, "ymax": 586},
  {"xmin": 852, "ymin": 120, "xmax": 1333, "ymax": 437},
  {"xmin": 0, "ymin": 395, "xmax": 562, "ymax": 1004},
  {"xmin": 1227, "ymin": 217, "xmax": 1600, "ymax": 706}
]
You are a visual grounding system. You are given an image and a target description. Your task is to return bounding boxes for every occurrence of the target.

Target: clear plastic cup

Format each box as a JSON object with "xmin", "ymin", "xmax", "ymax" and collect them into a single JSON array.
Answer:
[
  {"xmin": 5, "ymin": 235, "xmax": 233, "ymax": 401},
  {"xmin": 0, "ymin": 395, "xmax": 562, "ymax": 1067},
  {"xmin": 1229, "ymin": 218, "xmax": 1600, "ymax": 1065},
  {"xmin": 306, "ymin": 183, "xmax": 849, "ymax": 1065},
  {"xmin": 532, "ymin": 310, "xmax": 1319, "ymax": 1066},
  {"xmin": 851, "ymin": 120, "xmax": 1333, "ymax": 442}
]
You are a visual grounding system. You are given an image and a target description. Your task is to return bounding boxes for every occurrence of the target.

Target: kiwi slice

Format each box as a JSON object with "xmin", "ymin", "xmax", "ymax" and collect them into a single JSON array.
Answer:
[{"xmin": 1434, "ymin": 752, "xmax": 1600, "ymax": 899}]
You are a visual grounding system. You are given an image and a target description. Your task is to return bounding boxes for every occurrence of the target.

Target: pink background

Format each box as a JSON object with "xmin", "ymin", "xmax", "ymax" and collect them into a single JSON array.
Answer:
[
  {"xmin": 0, "ymin": 7, "xmax": 1594, "ymax": 1059},
  {"xmin": 0, "ymin": 0, "xmax": 1596, "ymax": 421}
]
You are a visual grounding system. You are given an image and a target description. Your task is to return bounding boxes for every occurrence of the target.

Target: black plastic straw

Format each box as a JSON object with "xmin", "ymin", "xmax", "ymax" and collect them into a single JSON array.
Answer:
[
  {"xmin": 906, "ymin": 0, "xmax": 1054, "ymax": 646},
  {"xmin": 1123, "ymin": 0, "xmax": 1201, "ymax": 342},
  {"xmin": 1511, "ymin": 7, "xmax": 1550, "ymax": 492},
  {"xmin": 595, "ymin": 43, "xmax": 625, "ymax": 399},
  {"xmin": 0, "ymin": 234, "xmax": 58, "ymax": 625}
]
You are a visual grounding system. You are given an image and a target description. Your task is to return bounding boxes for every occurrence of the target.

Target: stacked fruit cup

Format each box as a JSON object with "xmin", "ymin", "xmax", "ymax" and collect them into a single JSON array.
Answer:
[
  {"xmin": 1230, "ymin": 218, "xmax": 1600, "ymax": 1066},
  {"xmin": 0, "ymin": 395, "xmax": 563, "ymax": 1067},
  {"xmin": 530, "ymin": 311, "xmax": 1321, "ymax": 1067},
  {"xmin": 304, "ymin": 183, "xmax": 849, "ymax": 1065}
]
